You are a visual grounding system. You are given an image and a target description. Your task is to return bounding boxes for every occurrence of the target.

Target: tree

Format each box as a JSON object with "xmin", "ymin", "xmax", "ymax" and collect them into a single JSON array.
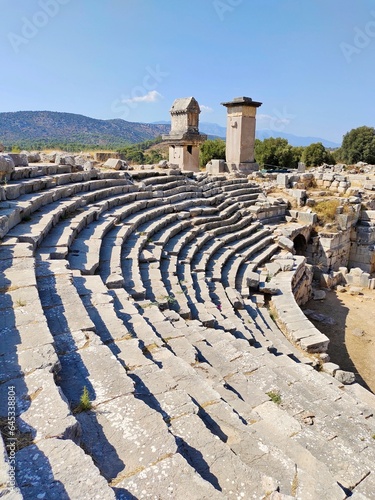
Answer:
[
  {"xmin": 199, "ymin": 139, "xmax": 226, "ymax": 167},
  {"xmin": 336, "ymin": 126, "xmax": 375, "ymax": 164},
  {"xmin": 254, "ymin": 137, "xmax": 298, "ymax": 169},
  {"xmin": 302, "ymin": 142, "xmax": 335, "ymax": 167}
]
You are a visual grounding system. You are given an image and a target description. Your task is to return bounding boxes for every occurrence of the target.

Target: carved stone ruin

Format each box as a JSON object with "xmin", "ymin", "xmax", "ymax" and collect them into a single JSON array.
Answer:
[
  {"xmin": 221, "ymin": 96, "xmax": 262, "ymax": 174},
  {"xmin": 162, "ymin": 97, "xmax": 207, "ymax": 172}
]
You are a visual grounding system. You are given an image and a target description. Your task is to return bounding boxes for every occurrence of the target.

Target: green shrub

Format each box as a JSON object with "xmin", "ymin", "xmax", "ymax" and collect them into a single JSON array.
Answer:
[{"xmin": 74, "ymin": 386, "xmax": 92, "ymax": 413}]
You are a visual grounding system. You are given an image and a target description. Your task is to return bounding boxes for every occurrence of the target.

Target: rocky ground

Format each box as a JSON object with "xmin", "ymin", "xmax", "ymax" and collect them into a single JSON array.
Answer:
[{"xmin": 303, "ymin": 287, "xmax": 375, "ymax": 393}]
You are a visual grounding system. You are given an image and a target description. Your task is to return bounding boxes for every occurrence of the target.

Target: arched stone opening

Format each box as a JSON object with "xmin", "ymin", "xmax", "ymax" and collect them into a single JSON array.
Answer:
[{"xmin": 294, "ymin": 234, "xmax": 307, "ymax": 256}]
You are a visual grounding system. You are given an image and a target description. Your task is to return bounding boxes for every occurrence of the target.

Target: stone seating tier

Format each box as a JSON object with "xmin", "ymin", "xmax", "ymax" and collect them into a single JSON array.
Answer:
[{"xmin": 1, "ymin": 170, "xmax": 375, "ymax": 499}]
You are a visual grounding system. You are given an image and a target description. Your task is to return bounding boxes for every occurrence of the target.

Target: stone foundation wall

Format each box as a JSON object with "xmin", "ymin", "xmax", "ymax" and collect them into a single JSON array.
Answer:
[{"xmin": 349, "ymin": 210, "xmax": 375, "ymax": 273}]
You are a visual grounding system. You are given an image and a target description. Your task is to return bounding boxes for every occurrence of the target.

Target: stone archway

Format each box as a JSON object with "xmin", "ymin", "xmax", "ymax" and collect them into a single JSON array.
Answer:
[{"xmin": 294, "ymin": 234, "xmax": 307, "ymax": 256}]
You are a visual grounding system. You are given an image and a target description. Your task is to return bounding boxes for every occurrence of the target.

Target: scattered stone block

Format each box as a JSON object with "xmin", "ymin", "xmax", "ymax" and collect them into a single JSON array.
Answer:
[
  {"xmin": 103, "ymin": 158, "xmax": 122, "ymax": 170},
  {"xmin": 0, "ymin": 154, "xmax": 15, "ymax": 180},
  {"xmin": 8, "ymin": 153, "xmax": 28, "ymax": 167},
  {"xmin": 313, "ymin": 289, "xmax": 326, "ymax": 300},
  {"xmin": 206, "ymin": 159, "xmax": 227, "ymax": 174},
  {"xmin": 265, "ymin": 261, "xmax": 281, "ymax": 278},
  {"xmin": 246, "ymin": 271, "xmax": 260, "ymax": 289},
  {"xmin": 334, "ymin": 370, "xmax": 356, "ymax": 384},
  {"xmin": 277, "ymin": 236, "xmax": 294, "ymax": 253}
]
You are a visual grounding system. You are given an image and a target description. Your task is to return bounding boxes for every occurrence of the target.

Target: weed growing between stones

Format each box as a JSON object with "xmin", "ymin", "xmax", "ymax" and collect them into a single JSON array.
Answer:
[
  {"xmin": 73, "ymin": 386, "xmax": 92, "ymax": 413},
  {"xmin": 266, "ymin": 390, "xmax": 282, "ymax": 405}
]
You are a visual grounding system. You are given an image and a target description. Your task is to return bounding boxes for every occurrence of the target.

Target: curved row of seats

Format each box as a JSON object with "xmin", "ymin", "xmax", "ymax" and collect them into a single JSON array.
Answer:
[{"xmin": 1, "ymin": 166, "xmax": 375, "ymax": 499}]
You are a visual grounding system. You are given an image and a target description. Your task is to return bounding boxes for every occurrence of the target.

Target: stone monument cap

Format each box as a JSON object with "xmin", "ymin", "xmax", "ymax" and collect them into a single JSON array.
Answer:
[
  {"xmin": 170, "ymin": 97, "xmax": 200, "ymax": 114},
  {"xmin": 221, "ymin": 96, "xmax": 262, "ymax": 108}
]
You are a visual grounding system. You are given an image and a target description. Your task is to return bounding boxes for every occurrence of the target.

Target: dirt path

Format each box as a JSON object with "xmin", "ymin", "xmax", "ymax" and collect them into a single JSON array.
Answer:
[{"xmin": 302, "ymin": 288, "xmax": 375, "ymax": 393}]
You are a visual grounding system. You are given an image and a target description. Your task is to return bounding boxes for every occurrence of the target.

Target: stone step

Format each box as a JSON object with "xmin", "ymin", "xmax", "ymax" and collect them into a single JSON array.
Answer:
[
  {"xmin": 209, "ymin": 230, "xmax": 273, "ymax": 282},
  {"xmin": 0, "ymin": 367, "xmax": 80, "ymax": 443},
  {"xmin": 114, "ymin": 452, "xmax": 225, "ymax": 499},
  {"xmin": 15, "ymin": 438, "xmax": 115, "ymax": 499},
  {"xmin": 3, "ymin": 169, "xmax": 100, "ymax": 200},
  {"xmin": 2, "ymin": 181, "xmax": 138, "ymax": 242},
  {"xmin": 171, "ymin": 412, "xmax": 280, "ymax": 498},
  {"xmin": 9, "ymin": 162, "xmax": 72, "ymax": 181},
  {"xmin": 249, "ymin": 402, "xmax": 346, "ymax": 499}
]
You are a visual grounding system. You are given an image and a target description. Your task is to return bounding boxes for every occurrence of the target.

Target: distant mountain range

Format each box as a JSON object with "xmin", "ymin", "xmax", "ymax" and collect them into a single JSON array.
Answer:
[
  {"xmin": 0, "ymin": 111, "xmax": 170, "ymax": 148},
  {"xmin": 0, "ymin": 111, "xmax": 340, "ymax": 149}
]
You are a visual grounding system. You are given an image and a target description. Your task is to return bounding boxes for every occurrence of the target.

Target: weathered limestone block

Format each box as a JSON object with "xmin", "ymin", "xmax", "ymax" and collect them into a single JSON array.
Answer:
[
  {"xmin": 16, "ymin": 438, "xmax": 115, "ymax": 499},
  {"xmin": 116, "ymin": 453, "xmax": 225, "ymax": 499},
  {"xmin": 105, "ymin": 272, "xmax": 124, "ymax": 289},
  {"xmin": 206, "ymin": 159, "xmax": 227, "ymax": 174},
  {"xmin": 0, "ymin": 154, "xmax": 15, "ymax": 180},
  {"xmin": 103, "ymin": 158, "xmax": 122, "ymax": 170},
  {"xmin": 335, "ymin": 370, "xmax": 356, "ymax": 384},
  {"xmin": 0, "ymin": 368, "xmax": 79, "ymax": 442},
  {"xmin": 77, "ymin": 394, "xmax": 177, "ymax": 480},
  {"xmin": 277, "ymin": 236, "xmax": 294, "ymax": 253},
  {"xmin": 276, "ymin": 259, "xmax": 295, "ymax": 272},
  {"xmin": 59, "ymin": 345, "xmax": 134, "ymax": 407},
  {"xmin": 23, "ymin": 151, "xmax": 41, "ymax": 163},
  {"xmin": 321, "ymin": 362, "xmax": 340, "ymax": 376},
  {"xmin": 225, "ymin": 286, "xmax": 245, "ymax": 309},
  {"xmin": 266, "ymin": 261, "xmax": 281, "ymax": 278},
  {"xmin": 277, "ymin": 173, "xmax": 289, "ymax": 187},
  {"xmin": 299, "ymin": 334, "xmax": 330, "ymax": 353},
  {"xmin": 8, "ymin": 153, "xmax": 28, "ymax": 167},
  {"xmin": 246, "ymin": 271, "xmax": 260, "ymax": 289},
  {"xmin": 0, "ymin": 343, "xmax": 60, "ymax": 383},
  {"xmin": 259, "ymin": 281, "xmax": 280, "ymax": 295}
]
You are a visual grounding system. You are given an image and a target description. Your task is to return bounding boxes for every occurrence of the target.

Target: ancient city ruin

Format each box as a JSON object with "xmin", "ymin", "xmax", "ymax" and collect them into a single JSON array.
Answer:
[{"xmin": 0, "ymin": 97, "xmax": 375, "ymax": 499}]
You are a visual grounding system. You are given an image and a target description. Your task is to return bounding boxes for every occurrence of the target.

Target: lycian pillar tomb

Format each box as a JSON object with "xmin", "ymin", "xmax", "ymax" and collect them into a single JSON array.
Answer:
[
  {"xmin": 221, "ymin": 96, "xmax": 262, "ymax": 174},
  {"xmin": 162, "ymin": 97, "xmax": 207, "ymax": 172}
]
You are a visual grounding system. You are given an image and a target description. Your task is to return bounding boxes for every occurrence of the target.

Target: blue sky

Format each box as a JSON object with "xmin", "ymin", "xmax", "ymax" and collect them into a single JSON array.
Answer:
[{"xmin": 1, "ymin": 0, "xmax": 374, "ymax": 143}]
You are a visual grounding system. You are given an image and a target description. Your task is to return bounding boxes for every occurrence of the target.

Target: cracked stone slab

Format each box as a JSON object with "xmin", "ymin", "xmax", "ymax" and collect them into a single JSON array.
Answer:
[
  {"xmin": 249, "ymin": 417, "xmax": 346, "ymax": 500},
  {"xmin": 44, "ymin": 303, "xmax": 96, "ymax": 335},
  {"xmin": 0, "ymin": 321, "xmax": 53, "ymax": 356},
  {"xmin": 171, "ymin": 413, "xmax": 272, "ymax": 499},
  {"xmin": 15, "ymin": 438, "xmax": 115, "ymax": 500},
  {"xmin": 114, "ymin": 338, "xmax": 155, "ymax": 371},
  {"xmin": 0, "ymin": 368, "xmax": 79, "ymax": 442},
  {"xmin": 77, "ymin": 394, "xmax": 177, "ymax": 481},
  {"xmin": 225, "ymin": 287, "xmax": 245, "ymax": 309},
  {"xmin": 0, "ymin": 343, "xmax": 60, "ymax": 383},
  {"xmin": 59, "ymin": 345, "xmax": 134, "ymax": 407},
  {"xmin": 115, "ymin": 453, "xmax": 225, "ymax": 499}
]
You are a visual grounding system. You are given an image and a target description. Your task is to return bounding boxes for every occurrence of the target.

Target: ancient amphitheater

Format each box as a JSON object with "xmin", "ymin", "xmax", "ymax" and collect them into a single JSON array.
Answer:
[{"xmin": 1, "ymin": 99, "xmax": 375, "ymax": 500}]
